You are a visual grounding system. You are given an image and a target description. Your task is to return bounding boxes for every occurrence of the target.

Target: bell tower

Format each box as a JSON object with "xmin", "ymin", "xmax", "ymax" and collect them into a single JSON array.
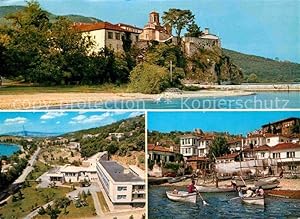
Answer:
[{"xmin": 149, "ymin": 11, "xmax": 160, "ymax": 26}]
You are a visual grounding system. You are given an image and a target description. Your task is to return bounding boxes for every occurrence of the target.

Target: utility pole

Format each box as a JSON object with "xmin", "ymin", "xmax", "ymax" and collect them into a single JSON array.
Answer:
[{"xmin": 170, "ymin": 60, "xmax": 173, "ymax": 83}]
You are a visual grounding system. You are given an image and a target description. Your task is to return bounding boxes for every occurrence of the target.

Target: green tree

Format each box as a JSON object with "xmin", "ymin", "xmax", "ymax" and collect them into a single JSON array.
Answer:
[
  {"xmin": 162, "ymin": 9, "xmax": 195, "ymax": 45},
  {"xmin": 209, "ymin": 136, "xmax": 230, "ymax": 159},
  {"xmin": 185, "ymin": 22, "xmax": 202, "ymax": 37},
  {"xmin": 129, "ymin": 63, "xmax": 169, "ymax": 94},
  {"xmin": 247, "ymin": 73, "xmax": 258, "ymax": 83}
]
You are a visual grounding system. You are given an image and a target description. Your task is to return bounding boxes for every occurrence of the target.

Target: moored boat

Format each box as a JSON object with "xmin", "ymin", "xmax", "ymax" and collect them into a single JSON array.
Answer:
[
  {"xmin": 168, "ymin": 176, "xmax": 186, "ymax": 184},
  {"xmin": 254, "ymin": 177, "xmax": 280, "ymax": 189},
  {"xmin": 195, "ymin": 185, "xmax": 235, "ymax": 193},
  {"xmin": 166, "ymin": 191, "xmax": 197, "ymax": 203}
]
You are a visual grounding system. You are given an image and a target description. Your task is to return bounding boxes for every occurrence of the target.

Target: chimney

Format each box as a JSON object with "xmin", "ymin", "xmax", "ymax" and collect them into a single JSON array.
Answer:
[{"xmin": 204, "ymin": 28, "xmax": 209, "ymax": 35}]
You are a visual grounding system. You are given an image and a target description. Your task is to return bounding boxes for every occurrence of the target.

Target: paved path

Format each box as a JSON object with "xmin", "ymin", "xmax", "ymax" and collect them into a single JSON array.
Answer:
[
  {"xmin": 24, "ymin": 200, "xmax": 54, "ymax": 219},
  {"xmin": 91, "ymin": 191, "xmax": 103, "ymax": 216}
]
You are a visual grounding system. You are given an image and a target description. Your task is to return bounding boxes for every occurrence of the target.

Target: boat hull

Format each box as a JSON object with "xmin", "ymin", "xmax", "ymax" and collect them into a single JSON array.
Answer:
[
  {"xmin": 241, "ymin": 196, "xmax": 264, "ymax": 206},
  {"xmin": 166, "ymin": 191, "xmax": 197, "ymax": 203},
  {"xmin": 195, "ymin": 185, "xmax": 235, "ymax": 193}
]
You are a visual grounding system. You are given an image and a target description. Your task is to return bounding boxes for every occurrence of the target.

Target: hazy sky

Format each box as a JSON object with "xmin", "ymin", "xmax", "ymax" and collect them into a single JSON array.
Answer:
[
  {"xmin": 0, "ymin": 0, "xmax": 299, "ymax": 63},
  {"xmin": 148, "ymin": 111, "xmax": 300, "ymax": 135},
  {"xmin": 0, "ymin": 111, "xmax": 143, "ymax": 135}
]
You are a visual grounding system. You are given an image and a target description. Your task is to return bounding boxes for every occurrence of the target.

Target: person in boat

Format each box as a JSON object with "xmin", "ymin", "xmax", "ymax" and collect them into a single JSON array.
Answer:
[
  {"xmin": 245, "ymin": 187, "xmax": 254, "ymax": 197},
  {"xmin": 172, "ymin": 189, "xmax": 178, "ymax": 194},
  {"xmin": 187, "ymin": 180, "xmax": 197, "ymax": 193},
  {"xmin": 257, "ymin": 186, "xmax": 264, "ymax": 196}
]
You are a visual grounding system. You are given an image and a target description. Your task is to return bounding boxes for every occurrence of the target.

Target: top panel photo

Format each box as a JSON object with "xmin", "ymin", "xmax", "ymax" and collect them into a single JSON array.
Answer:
[{"xmin": 0, "ymin": 0, "xmax": 299, "ymax": 110}]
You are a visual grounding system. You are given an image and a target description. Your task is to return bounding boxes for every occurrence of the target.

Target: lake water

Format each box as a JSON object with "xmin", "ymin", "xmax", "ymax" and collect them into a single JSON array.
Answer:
[
  {"xmin": 47, "ymin": 91, "xmax": 300, "ymax": 109},
  {"xmin": 149, "ymin": 186, "xmax": 300, "ymax": 219},
  {"xmin": 0, "ymin": 143, "xmax": 20, "ymax": 156}
]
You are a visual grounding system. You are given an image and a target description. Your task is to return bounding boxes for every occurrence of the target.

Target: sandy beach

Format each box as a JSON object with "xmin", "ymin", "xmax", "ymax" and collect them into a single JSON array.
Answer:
[{"xmin": 0, "ymin": 90, "xmax": 254, "ymax": 109}]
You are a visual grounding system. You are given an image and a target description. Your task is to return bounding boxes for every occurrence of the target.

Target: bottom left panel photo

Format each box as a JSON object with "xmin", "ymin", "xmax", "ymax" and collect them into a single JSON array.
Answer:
[{"xmin": 0, "ymin": 111, "xmax": 146, "ymax": 219}]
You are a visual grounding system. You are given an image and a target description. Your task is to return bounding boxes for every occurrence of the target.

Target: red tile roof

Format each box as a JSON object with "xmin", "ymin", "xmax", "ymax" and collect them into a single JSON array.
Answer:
[
  {"xmin": 271, "ymin": 143, "xmax": 300, "ymax": 151},
  {"xmin": 187, "ymin": 156, "xmax": 209, "ymax": 161},
  {"xmin": 148, "ymin": 144, "xmax": 174, "ymax": 153},
  {"xmin": 74, "ymin": 22, "xmax": 129, "ymax": 33},
  {"xmin": 216, "ymin": 153, "xmax": 239, "ymax": 160},
  {"xmin": 243, "ymin": 145, "xmax": 271, "ymax": 152}
]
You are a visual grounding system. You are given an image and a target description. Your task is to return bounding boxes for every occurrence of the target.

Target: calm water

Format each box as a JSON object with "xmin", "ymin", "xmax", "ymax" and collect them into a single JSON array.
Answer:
[
  {"xmin": 46, "ymin": 92, "xmax": 300, "ymax": 109},
  {"xmin": 0, "ymin": 143, "xmax": 20, "ymax": 156},
  {"xmin": 149, "ymin": 186, "xmax": 300, "ymax": 219}
]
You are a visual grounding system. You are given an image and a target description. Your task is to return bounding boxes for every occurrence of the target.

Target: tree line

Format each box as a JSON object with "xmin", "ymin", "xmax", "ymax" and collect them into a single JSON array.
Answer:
[{"xmin": 0, "ymin": 1, "xmax": 133, "ymax": 85}]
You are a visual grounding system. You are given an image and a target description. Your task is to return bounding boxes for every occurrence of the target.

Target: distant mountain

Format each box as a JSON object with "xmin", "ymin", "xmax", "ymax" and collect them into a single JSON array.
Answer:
[
  {"xmin": 2, "ymin": 131, "xmax": 63, "ymax": 137},
  {"xmin": 0, "ymin": 5, "xmax": 102, "ymax": 24},
  {"xmin": 223, "ymin": 49, "xmax": 300, "ymax": 83}
]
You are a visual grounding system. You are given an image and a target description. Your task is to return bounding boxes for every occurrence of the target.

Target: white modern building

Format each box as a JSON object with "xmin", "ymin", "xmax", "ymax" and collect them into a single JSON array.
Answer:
[{"xmin": 96, "ymin": 160, "xmax": 145, "ymax": 207}]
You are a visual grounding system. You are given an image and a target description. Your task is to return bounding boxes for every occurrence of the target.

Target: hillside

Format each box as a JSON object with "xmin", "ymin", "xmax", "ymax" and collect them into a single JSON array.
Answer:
[
  {"xmin": 64, "ymin": 115, "xmax": 145, "ymax": 157},
  {"xmin": 223, "ymin": 49, "xmax": 300, "ymax": 83},
  {"xmin": 0, "ymin": 5, "xmax": 102, "ymax": 24}
]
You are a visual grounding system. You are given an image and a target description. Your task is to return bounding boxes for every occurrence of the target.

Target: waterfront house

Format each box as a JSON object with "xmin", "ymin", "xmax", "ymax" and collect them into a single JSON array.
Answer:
[
  {"xmin": 148, "ymin": 144, "xmax": 179, "ymax": 163},
  {"xmin": 180, "ymin": 135, "xmax": 199, "ymax": 158},
  {"xmin": 270, "ymin": 143, "xmax": 300, "ymax": 174}
]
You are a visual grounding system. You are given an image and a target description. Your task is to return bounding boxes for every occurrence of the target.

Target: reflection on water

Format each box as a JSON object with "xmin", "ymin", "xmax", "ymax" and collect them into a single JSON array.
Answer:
[
  {"xmin": 149, "ymin": 186, "xmax": 300, "ymax": 219},
  {"xmin": 45, "ymin": 92, "xmax": 300, "ymax": 109}
]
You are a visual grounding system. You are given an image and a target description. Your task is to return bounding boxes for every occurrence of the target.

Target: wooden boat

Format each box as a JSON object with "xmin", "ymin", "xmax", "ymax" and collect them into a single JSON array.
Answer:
[
  {"xmin": 233, "ymin": 176, "xmax": 280, "ymax": 190},
  {"xmin": 168, "ymin": 176, "xmax": 186, "ymax": 184},
  {"xmin": 241, "ymin": 196, "xmax": 265, "ymax": 206},
  {"xmin": 166, "ymin": 191, "xmax": 197, "ymax": 203},
  {"xmin": 195, "ymin": 185, "xmax": 235, "ymax": 193}
]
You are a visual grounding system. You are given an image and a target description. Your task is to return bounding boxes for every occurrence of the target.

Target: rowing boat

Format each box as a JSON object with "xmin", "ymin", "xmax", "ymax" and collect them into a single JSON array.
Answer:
[
  {"xmin": 166, "ymin": 191, "xmax": 197, "ymax": 203},
  {"xmin": 241, "ymin": 196, "xmax": 265, "ymax": 206}
]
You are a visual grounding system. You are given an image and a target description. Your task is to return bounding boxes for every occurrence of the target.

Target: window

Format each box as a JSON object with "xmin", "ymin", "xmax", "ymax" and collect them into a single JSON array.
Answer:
[
  {"xmin": 117, "ymin": 195, "xmax": 126, "ymax": 199},
  {"xmin": 287, "ymin": 151, "xmax": 295, "ymax": 158},
  {"xmin": 115, "ymin": 32, "xmax": 121, "ymax": 40},
  {"xmin": 136, "ymin": 36, "xmax": 139, "ymax": 41},
  {"xmin": 288, "ymin": 165, "xmax": 297, "ymax": 171},
  {"xmin": 267, "ymin": 139, "xmax": 270, "ymax": 143},
  {"xmin": 261, "ymin": 152, "xmax": 265, "ymax": 158},
  {"xmin": 117, "ymin": 186, "xmax": 127, "ymax": 191},
  {"xmin": 108, "ymin": 32, "xmax": 113, "ymax": 39},
  {"xmin": 273, "ymin": 153, "xmax": 280, "ymax": 159}
]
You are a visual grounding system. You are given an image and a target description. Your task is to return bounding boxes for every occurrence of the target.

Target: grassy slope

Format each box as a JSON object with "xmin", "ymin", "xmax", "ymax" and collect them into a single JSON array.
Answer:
[
  {"xmin": 223, "ymin": 49, "xmax": 300, "ymax": 83},
  {"xmin": 0, "ymin": 182, "xmax": 70, "ymax": 219},
  {"xmin": 0, "ymin": 5, "xmax": 102, "ymax": 24}
]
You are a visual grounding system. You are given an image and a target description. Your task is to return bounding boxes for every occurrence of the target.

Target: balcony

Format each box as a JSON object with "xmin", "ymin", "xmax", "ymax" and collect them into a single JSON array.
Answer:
[{"xmin": 132, "ymin": 189, "xmax": 146, "ymax": 194}]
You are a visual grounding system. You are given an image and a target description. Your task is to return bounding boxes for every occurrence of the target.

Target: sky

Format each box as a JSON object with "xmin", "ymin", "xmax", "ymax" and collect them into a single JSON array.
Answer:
[
  {"xmin": 0, "ymin": 0, "xmax": 299, "ymax": 63},
  {"xmin": 148, "ymin": 111, "xmax": 300, "ymax": 135},
  {"xmin": 0, "ymin": 111, "xmax": 144, "ymax": 135}
]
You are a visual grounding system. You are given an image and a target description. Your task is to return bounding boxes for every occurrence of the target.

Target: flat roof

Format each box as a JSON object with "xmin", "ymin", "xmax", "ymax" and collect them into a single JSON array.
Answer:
[{"xmin": 99, "ymin": 161, "xmax": 144, "ymax": 183}]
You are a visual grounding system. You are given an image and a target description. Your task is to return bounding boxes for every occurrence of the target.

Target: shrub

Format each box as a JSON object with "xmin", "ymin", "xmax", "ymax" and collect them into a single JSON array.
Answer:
[{"xmin": 129, "ymin": 63, "xmax": 170, "ymax": 94}]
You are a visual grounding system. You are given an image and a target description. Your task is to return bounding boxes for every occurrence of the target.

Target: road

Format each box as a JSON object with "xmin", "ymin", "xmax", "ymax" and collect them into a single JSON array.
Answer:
[
  {"xmin": 0, "ymin": 147, "xmax": 41, "ymax": 205},
  {"xmin": 14, "ymin": 147, "xmax": 41, "ymax": 184}
]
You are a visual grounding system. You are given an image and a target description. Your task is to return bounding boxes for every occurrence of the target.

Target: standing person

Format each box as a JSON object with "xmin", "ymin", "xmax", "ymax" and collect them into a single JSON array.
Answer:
[{"xmin": 187, "ymin": 180, "xmax": 197, "ymax": 193}]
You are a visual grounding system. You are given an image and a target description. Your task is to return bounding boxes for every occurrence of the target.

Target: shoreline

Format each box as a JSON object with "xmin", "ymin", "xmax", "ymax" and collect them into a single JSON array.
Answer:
[
  {"xmin": 0, "ymin": 90, "xmax": 254, "ymax": 109},
  {"xmin": 188, "ymin": 83, "xmax": 300, "ymax": 91}
]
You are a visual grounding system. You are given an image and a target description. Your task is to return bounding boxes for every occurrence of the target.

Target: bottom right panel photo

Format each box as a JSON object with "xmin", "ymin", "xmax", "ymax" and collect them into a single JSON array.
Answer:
[{"xmin": 147, "ymin": 111, "xmax": 300, "ymax": 218}]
